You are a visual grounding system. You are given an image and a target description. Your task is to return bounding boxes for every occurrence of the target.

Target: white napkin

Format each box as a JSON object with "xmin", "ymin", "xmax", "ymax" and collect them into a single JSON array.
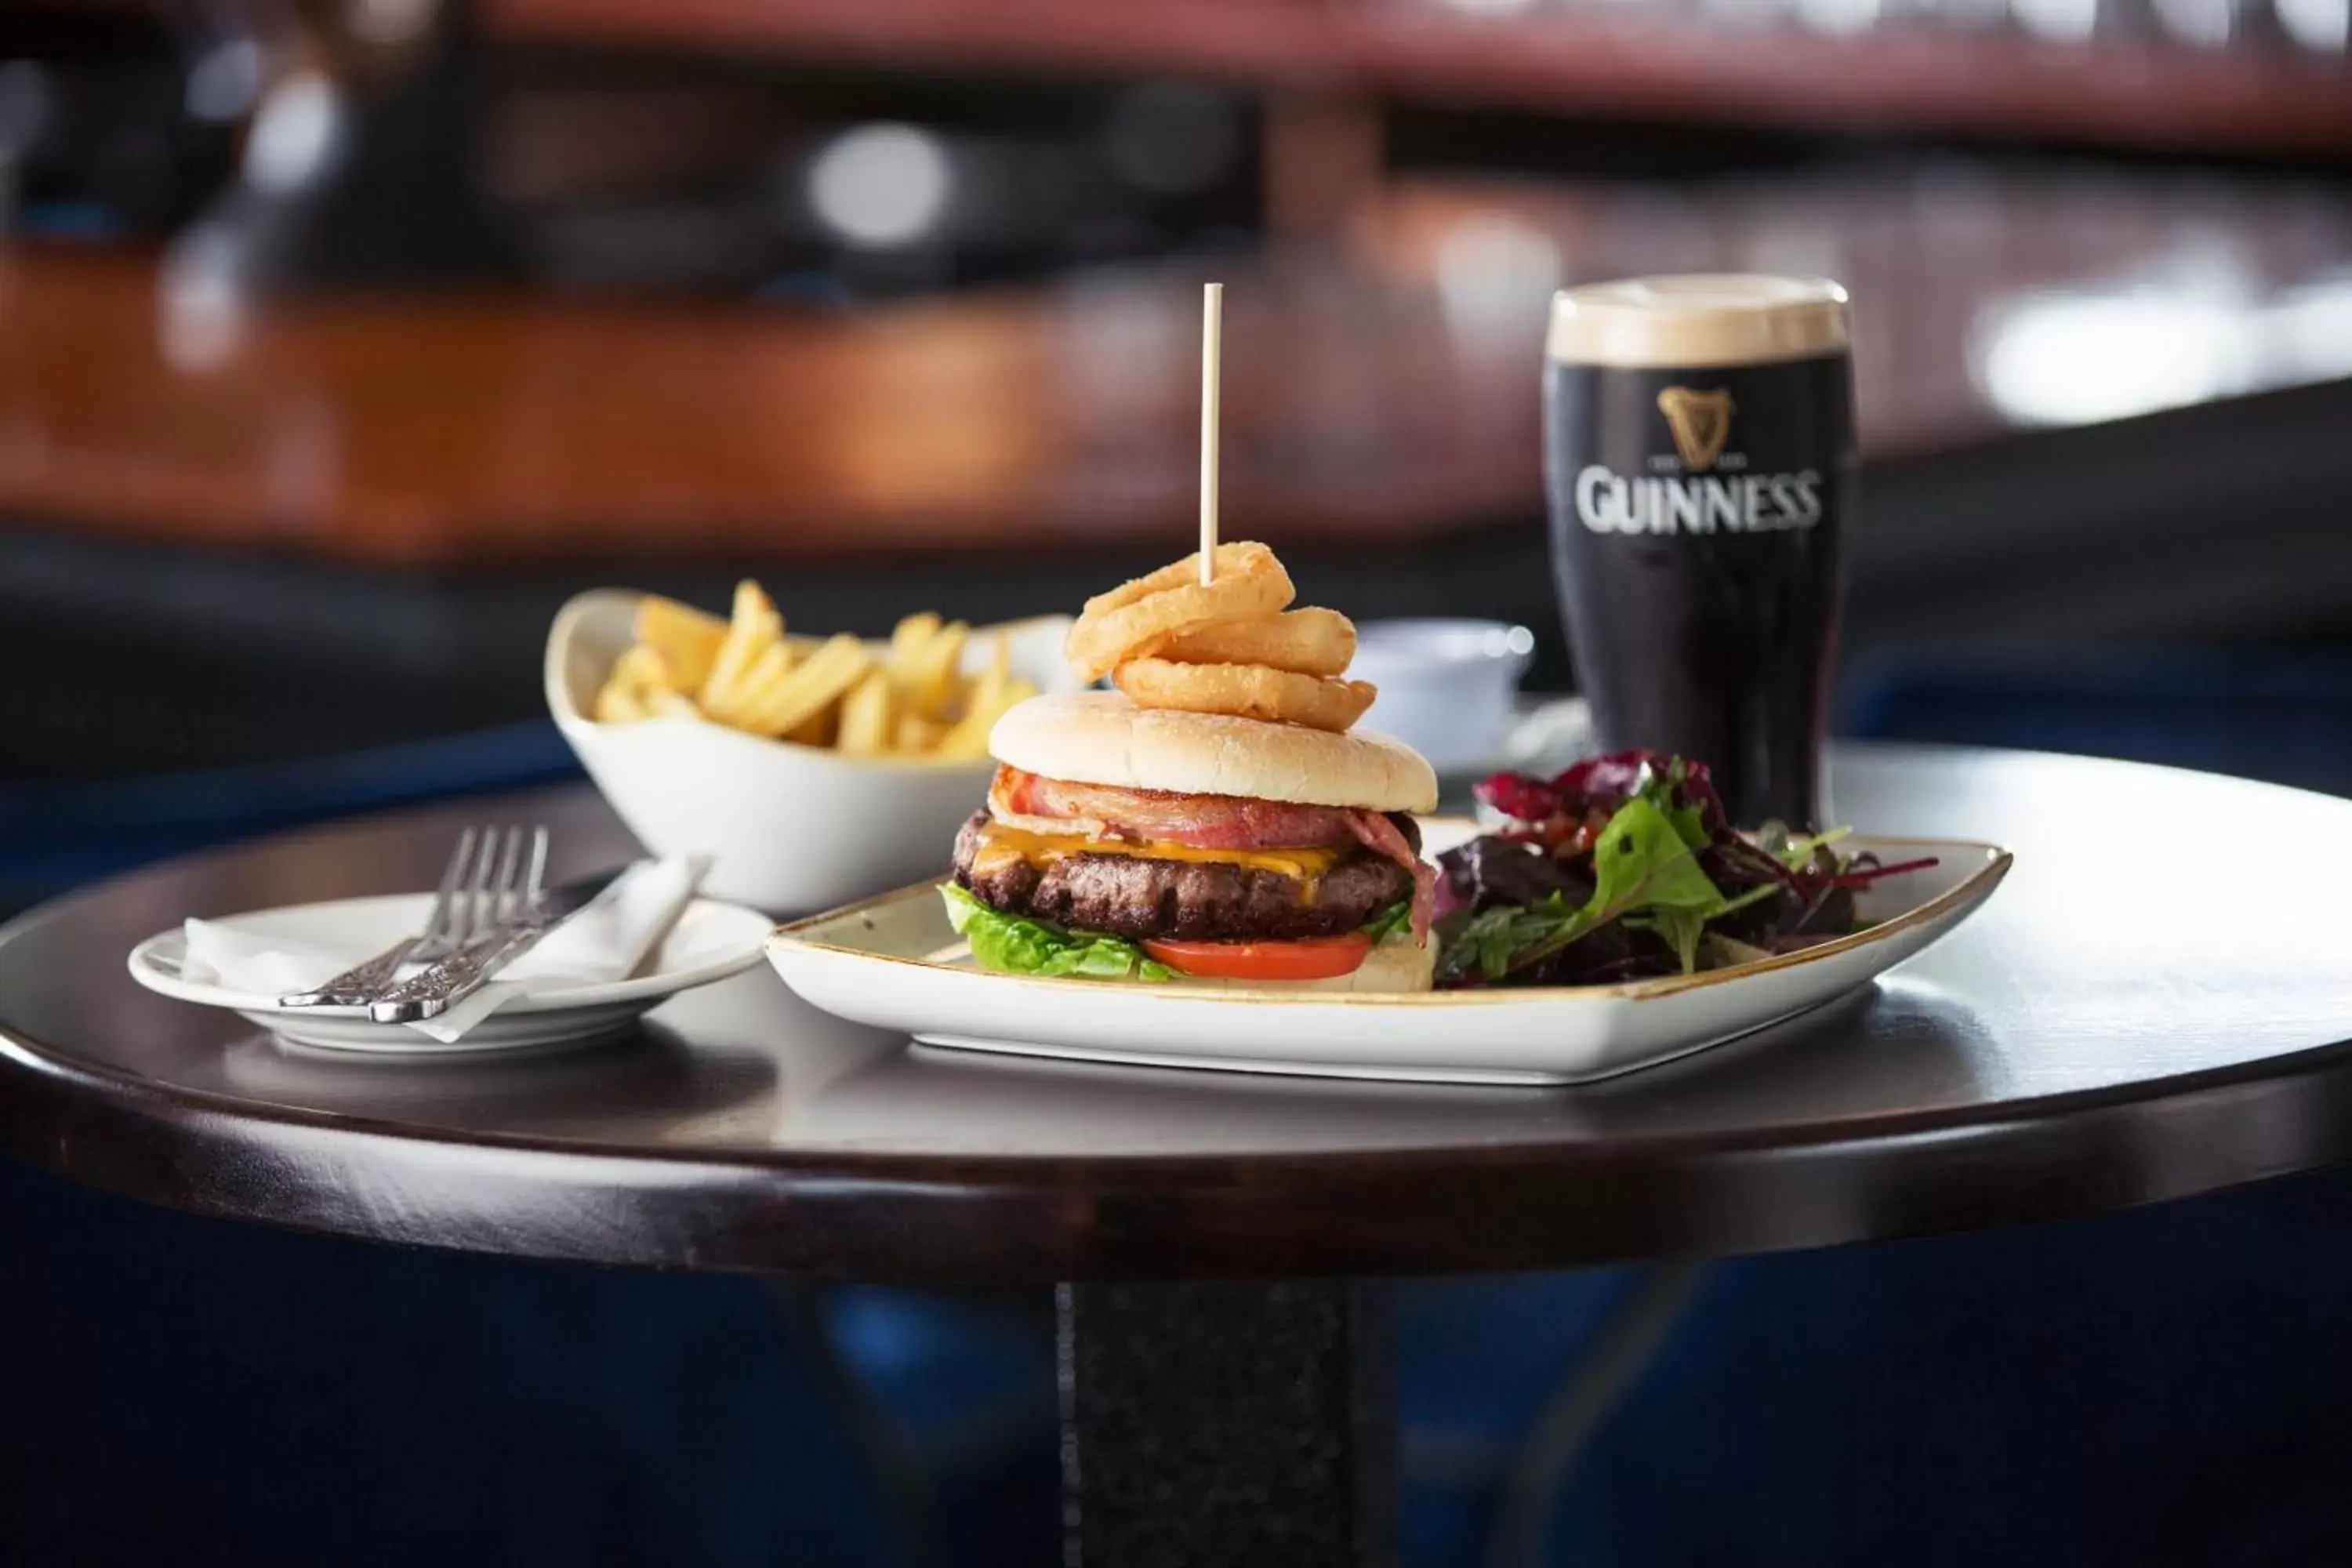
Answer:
[{"xmin": 178, "ymin": 855, "xmax": 709, "ymax": 1043}]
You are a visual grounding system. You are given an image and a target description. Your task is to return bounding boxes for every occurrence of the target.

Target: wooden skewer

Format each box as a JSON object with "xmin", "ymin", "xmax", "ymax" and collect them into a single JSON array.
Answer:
[{"xmin": 1200, "ymin": 281, "xmax": 1221, "ymax": 586}]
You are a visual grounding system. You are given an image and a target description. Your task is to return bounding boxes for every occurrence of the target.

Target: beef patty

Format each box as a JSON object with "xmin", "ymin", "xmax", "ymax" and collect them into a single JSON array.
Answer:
[{"xmin": 953, "ymin": 811, "xmax": 1417, "ymax": 942}]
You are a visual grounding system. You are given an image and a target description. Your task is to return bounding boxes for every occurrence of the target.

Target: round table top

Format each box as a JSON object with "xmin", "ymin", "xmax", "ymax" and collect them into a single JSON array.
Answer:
[{"xmin": 5, "ymin": 745, "xmax": 2352, "ymax": 1283}]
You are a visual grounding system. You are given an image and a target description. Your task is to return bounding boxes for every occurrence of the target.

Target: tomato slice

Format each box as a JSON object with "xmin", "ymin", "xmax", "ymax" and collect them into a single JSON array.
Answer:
[{"xmin": 1142, "ymin": 931, "xmax": 1372, "ymax": 981}]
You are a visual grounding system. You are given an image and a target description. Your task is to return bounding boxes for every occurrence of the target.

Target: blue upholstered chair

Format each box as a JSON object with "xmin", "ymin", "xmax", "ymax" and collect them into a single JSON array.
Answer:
[{"xmin": 0, "ymin": 721, "xmax": 579, "ymax": 911}]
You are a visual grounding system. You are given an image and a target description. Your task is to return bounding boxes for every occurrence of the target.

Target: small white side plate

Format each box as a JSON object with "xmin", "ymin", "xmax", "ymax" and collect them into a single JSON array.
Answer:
[
  {"xmin": 128, "ymin": 894, "xmax": 774, "ymax": 1054},
  {"xmin": 765, "ymin": 826, "xmax": 2011, "ymax": 1086}
]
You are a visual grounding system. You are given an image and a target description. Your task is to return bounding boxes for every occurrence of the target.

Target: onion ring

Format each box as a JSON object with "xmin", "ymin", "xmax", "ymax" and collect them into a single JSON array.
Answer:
[
  {"xmin": 1151, "ymin": 608, "xmax": 1356, "ymax": 677},
  {"xmin": 1064, "ymin": 543, "xmax": 1294, "ymax": 683},
  {"xmin": 1114, "ymin": 659, "xmax": 1377, "ymax": 735}
]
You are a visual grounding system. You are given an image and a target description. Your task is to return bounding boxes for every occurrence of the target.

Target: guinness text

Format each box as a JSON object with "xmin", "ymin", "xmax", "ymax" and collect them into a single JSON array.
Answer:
[{"xmin": 1574, "ymin": 465, "xmax": 1823, "ymax": 535}]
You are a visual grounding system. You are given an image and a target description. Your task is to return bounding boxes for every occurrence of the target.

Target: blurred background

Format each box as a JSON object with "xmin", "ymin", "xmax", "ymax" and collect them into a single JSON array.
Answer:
[
  {"xmin": 5, "ymin": 0, "xmax": 2352, "ymax": 1564},
  {"xmin": 7, "ymin": 0, "xmax": 2352, "ymax": 811}
]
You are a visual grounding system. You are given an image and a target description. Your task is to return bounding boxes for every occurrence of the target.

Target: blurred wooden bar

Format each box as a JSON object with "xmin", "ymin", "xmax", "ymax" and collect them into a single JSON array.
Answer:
[
  {"xmin": 0, "ymin": 249, "xmax": 1538, "ymax": 564},
  {"xmin": 10, "ymin": 140, "xmax": 2352, "ymax": 567}
]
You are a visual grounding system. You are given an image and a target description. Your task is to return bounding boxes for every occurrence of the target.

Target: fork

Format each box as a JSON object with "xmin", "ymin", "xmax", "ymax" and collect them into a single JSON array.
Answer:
[{"xmin": 278, "ymin": 825, "xmax": 547, "ymax": 1008}]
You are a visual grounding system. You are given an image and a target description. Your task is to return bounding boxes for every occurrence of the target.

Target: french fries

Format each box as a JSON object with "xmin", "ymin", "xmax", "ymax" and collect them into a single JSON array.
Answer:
[
  {"xmin": 887, "ymin": 612, "xmax": 943, "ymax": 673},
  {"xmin": 594, "ymin": 646, "xmax": 698, "ymax": 724},
  {"xmin": 894, "ymin": 619, "xmax": 968, "ymax": 721},
  {"xmin": 698, "ymin": 580, "xmax": 786, "ymax": 720},
  {"xmin": 741, "ymin": 633, "xmax": 872, "ymax": 737},
  {"xmin": 835, "ymin": 670, "xmax": 894, "ymax": 757},
  {"xmin": 633, "ymin": 596, "xmax": 728, "ymax": 692},
  {"xmin": 589, "ymin": 579, "xmax": 1039, "ymax": 760}
]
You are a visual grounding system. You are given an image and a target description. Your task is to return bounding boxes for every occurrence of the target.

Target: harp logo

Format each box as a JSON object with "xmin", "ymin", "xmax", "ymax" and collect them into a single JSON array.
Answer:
[{"xmin": 1657, "ymin": 387, "xmax": 1735, "ymax": 472}]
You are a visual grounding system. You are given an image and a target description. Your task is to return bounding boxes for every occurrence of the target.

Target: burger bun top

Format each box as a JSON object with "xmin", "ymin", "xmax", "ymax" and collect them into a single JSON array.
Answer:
[{"xmin": 988, "ymin": 691, "xmax": 1438, "ymax": 814}]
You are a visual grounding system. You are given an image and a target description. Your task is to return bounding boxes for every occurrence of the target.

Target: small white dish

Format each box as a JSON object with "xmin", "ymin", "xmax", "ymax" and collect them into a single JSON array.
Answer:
[
  {"xmin": 1349, "ymin": 620, "xmax": 1536, "ymax": 772},
  {"xmin": 128, "ymin": 892, "xmax": 774, "ymax": 1054},
  {"xmin": 546, "ymin": 590, "xmax": 1080, "ymax": 913},
  {"xmin": 765, "ymin": 821, "xmax": 2011, "ymax": 1086},
  {"xmin": 1424, "ymin": 694, "xmax": 1597, "ymax": 793}
]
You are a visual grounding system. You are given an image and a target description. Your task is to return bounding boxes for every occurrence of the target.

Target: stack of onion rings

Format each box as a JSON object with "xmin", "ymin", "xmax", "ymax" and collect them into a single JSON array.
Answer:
[
  {"xmin": 1064, "ymin": 543, "xmax": 1379, "ymax": 735},
  {"xmin": 1064, "ymin": 543, "xmax": 1294, "ymax": 684}
]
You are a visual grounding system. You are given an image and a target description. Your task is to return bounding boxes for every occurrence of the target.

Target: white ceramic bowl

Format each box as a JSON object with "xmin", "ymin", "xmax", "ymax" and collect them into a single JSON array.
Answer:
[
  {"xmin": 1348, "ymin": 619, "xmax": 1536, "ymax": 772},
  {"xmin": 546, "ymin": 590, "xmax": 1076, "ymax": 913}
]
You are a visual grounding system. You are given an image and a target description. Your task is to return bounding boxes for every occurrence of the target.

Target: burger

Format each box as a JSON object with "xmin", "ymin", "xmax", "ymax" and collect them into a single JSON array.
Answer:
[{"xmin": 942, "ymin": 691, "xmax": 1439, "ymax": 991}]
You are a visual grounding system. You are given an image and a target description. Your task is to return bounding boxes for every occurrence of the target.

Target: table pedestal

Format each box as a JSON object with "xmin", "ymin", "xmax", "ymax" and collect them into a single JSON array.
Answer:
[{"xmin": 1057, "ymin": 1280, "xmax": 1397, "ymax": 1568}]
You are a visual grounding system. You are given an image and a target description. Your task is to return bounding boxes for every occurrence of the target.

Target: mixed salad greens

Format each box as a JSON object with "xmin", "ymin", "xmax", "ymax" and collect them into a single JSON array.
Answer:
[{"xmin": 1434, "ymin": 750, "xmax": 1936, "ymax": 989}]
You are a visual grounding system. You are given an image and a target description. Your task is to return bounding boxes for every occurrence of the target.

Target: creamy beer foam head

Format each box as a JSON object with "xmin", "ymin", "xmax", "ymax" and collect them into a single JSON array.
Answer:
[{"xmin": 1548, "ymin": 274, "xmax": 1849, "ymax": 370}]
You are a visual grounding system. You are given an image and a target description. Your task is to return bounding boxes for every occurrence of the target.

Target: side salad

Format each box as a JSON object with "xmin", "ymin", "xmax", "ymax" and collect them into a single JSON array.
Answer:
[{"xmin": 1435, "ymin": 750, "xmax": 1936, "ymax": 989}]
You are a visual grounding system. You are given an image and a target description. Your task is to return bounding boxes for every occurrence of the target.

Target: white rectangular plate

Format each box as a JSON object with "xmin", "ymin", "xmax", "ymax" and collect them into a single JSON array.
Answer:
[{"xmin": 765, "ymin": 824, "xmax": 2011, "ymax": 1086}]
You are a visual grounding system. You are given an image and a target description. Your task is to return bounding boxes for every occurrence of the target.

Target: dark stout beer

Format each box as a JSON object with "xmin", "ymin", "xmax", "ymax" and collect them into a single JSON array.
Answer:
[{"xmin": 1544, "ymin": 275, "xmax": 1854, "ymax": 827}]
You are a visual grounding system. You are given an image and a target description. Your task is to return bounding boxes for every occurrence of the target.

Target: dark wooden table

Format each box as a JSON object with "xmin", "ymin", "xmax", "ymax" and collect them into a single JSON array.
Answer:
[{"xmin": 6, "ymin": 745, "xmax": 2352, "ymax": 1566}]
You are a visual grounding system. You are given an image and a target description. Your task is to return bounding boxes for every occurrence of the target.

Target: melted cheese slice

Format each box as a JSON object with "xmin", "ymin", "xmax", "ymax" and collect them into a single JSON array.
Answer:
[{"xmin": 969, "ymin": 821, "xmax": 1345, "ymax": 892}]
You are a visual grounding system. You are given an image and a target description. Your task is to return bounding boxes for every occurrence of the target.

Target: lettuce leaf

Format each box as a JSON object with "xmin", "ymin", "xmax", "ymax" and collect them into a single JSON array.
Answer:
[
  {"xmin": 1634, "ymin": 758, "xmax": 1711, "ymax": 851},
  {"xmin": 1359, "ymin": 901, "xmax": 1414, "ymax": 946},
  {"xmin": 1623, "ymin": 907, "xmax": 1709, "ymax": 974},
  {"xmin": 1587, "ymin": 794, "xmax": 1724, "ymax": 916},
  {"xmin": 939, "ymin": 884, "xmax": 1175, "ymax": 982},
  {"xmin": 1438, "ymin": 895, "xmax": 1578, "ymax": 983},
  {"xmin": 1752, "ymin": 822, "xmax": 1853, "ymax": 872}
]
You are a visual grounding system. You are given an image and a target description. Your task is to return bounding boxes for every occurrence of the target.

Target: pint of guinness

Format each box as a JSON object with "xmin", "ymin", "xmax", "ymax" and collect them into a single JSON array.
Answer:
[{"xmin": 1544, "ymin": 274, "xmax": 1854, "ymax": 828}]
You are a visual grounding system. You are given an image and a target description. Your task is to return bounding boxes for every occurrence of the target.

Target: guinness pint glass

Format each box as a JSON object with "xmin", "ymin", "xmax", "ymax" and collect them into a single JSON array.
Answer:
[{"xmin": 1544, "ymin": 274, "xmax": 1854, "ymax": 827}]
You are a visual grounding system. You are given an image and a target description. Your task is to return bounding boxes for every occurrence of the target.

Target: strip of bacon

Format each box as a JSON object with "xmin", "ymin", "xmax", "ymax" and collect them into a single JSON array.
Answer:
[
  {"xmin": 992, "ymin": 768, "xmax": 1359, "ymax": 851},
  {"xmin": 1344, "ymin": 809, "xmax": 1437, "ymax": 948}
]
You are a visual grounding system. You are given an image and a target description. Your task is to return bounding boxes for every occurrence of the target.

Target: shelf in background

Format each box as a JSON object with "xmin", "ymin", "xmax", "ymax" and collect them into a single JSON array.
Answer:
[
  {"xmin": 21, "ymin": 0, "xmax": 2352, "ymax": 157},
  {"xmin": 491, "ymin": 0, "xmax": 2352, "ymax": 157}
]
